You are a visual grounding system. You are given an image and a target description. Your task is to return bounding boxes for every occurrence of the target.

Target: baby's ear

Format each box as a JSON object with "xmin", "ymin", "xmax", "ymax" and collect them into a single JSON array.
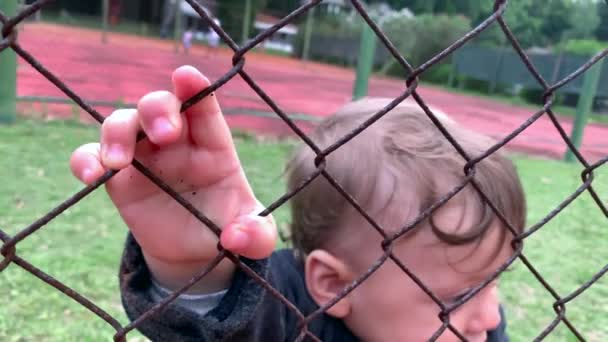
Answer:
[{"xmin": 304, "ymin": 250, "xmax": 354, "ymax": 318}]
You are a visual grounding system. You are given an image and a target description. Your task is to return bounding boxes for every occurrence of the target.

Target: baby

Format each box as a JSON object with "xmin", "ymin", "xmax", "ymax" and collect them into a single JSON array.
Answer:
[{"xmin": 70, "ymin": 66, "xmax": 523, "ymax": 341}]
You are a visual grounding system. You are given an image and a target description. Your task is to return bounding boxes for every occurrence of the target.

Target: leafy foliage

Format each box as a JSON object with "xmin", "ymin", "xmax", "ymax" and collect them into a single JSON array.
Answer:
[
  {"xmin": 216, "ymin": 0, "xmax": 268, "ymax": 41},
  {"xmin": 380, "ymin": 14, "xmax": 471, "ymax": 77},
  {"xmin": 559, "ymin": 39, "xmax": 608, "ymax": 56}
]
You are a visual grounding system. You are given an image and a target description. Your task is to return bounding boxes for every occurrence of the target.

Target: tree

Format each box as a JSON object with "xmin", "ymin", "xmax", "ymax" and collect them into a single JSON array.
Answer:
[
  {"xmin": 473, "ymin": 0, "xmax": 578, "ymax": 48},
  {"xmin": 367, "ymin": 0, "xmax": 417, "ymax": 11},
  {"xmin": 381, "ymin": 0, "xmax": 485, "ymax": 20},
  {"xmin": 216, "ymin": 0, "xmax": 267, "ymax": 42},
  {"xmin": 392, "ymin": 0, "xmax": 593, "ymax": 48},
  {"xmin": 596, "ymin": 0, "xmax": 608, "ymax": 40},
  {"xmin": 495, "ymin": 0, "xmax": 545, "ymax": 48},
  {"xmin": 379, "ymin": 13, "xmax": 471, "ymax": 73},
  {"xmin": 540, "ymin": 0, "xmax": 573, "ymax": 44},
  {"xmin": 401, "ymin": 0, "xmax": 437, "ymax": 14},
  {"xmin": 266, "ymin": 0, "xmax": 300, "ymax": 14},
  {"xmin": 565, "ymin": 0, "xmax": 600, "ymax": 40}
]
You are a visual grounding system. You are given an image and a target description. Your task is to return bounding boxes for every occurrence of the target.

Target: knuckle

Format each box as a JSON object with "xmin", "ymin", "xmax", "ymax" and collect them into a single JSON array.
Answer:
[
  {"xmin": 79, "ymin": 142, "xmax": 100, "ymax": 154},
  {"xmin": 138, "ymin": 91, "xmax": 179, "ymax": 120},
  {"xmin": 85, "ymin": 142, "xmax": 101, "ymax": 155},
  {"xmin": 139, "ymin": 90, "xmax": 172, "ymax": 107},
  {"xmin": 106, "ymin": 109, "xmax": 137, "ymax": 126}
]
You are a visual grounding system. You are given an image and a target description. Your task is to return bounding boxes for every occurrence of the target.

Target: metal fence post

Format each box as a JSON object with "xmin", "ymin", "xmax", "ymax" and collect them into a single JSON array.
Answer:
[
  {"xmin": 242, "ymin": 0, "xmax": 252, "ymax": 45},
  {"xmin": 0, "ymin": 0, "xmax": 18, "ymax": 124},
  {"xmin": 302, "ymin": 6, "xmax": 315, "ymax": 60},
  {"xmin": 173, "ymin": 0, "xmax": 182, "ymax": 53},
  {"xmin": 101, "ymin": 0, "xmax": 109, "ymax": 43},
  {"xmin": 352, "ymin": 25, "xmax": 377, "ymax": 100},
  {"xmin": 564, "ymin": 58, "xmax": 604, "ymax": 163}
]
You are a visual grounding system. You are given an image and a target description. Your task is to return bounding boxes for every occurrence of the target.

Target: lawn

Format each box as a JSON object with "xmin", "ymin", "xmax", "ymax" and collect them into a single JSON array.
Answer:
[{"xmin": 0, "ymin": 119, "xmax": 606, "ymax": 341}]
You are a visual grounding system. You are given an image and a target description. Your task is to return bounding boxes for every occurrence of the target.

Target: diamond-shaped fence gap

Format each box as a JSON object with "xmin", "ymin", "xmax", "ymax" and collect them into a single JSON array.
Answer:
[
  {"xmin": 471, "ymin": 103, "xmax": 570, "ymax": 162},
  {"xmin": 546, "ymin": 49, "xmax": 608, "ymax": 96},
  {"xmin": 543, "ymin": 106, "xmax": 595, "ymax": 165},
  {"xmin": 183, "ymin": 0, "xmax": 330, "ymax": 139},
  {"xmin": 544, "ymin": 324, "xmax": 606, "ymax": 342},
  {"xmin": 235, "ymin": 69, "xmax": 324, "ymax": 150},
  {"xmin": 495, "ymin": 15, "xmax": 549, "ymax": 91},
  {"xmin": 14, "ymin": 26, "xmax": 119, "ymax": 108},
  {"xmin": 17, "ymin": 29, "xmax": 184, "ymax": 122},
  {"xmin": 235, "ymin": 1, "xmax": 321, "ymax": 60},
  {"xmin": 191, "ymin": 30, "xmax": 325, "ymax": 142},
  {"xmin": 555, "ymin": 274, "xmax": 608, "ymax": 342},
  {"xmin": 235, "ymin": 134, "xmax": 297, "ymax": 238},
  {"xmin": 16, "ymin": 63, "xmax": 93, "ymax": 123},
  {"xmin": 498, "ymin": 260, "xmax": 573, "ymax": 341},
  {"xmin": 0, "ymin": 121, "xmax": 106, "ymax": 240},
  {"xmin": 0, "ymin": 254, "xmax": 129, "ymax": 341},
  {"xmin": 413, "ymin": 1, "xmax": 508, "ymax": 79},
  {"xmin": 217, "ymin": 71, "xmax": 319, "ymax": 138},
  {"xmin": 12, "ymin": 41, "xmax": 106, "ymax": 123},
  {"xmin": 0, "ymin": 121, "xmax": 151, "ymax": 341},
  {"xmin": 0, "ymin": 197, "xmax": 128, "ymax": 340},
  {"xmin": 348, "ymin": 0, "xmax": 415, "ymax": 75}
]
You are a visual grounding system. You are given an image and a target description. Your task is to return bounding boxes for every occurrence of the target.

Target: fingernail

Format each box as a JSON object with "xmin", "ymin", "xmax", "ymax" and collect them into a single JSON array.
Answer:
[
  {"xmin": 81, "ymin": 168, "xmax": 94, "ymax": 183},
  {"xmin": 152, "ymin": 117, "xmax": 174, "ymax": 140},
  {"xmin": 226, "ymin": 225, "xmax": 250, "ymax": 251},
  {"xmin": 105, "ymin": 144, "xmax": 125, "ymax": 163}
]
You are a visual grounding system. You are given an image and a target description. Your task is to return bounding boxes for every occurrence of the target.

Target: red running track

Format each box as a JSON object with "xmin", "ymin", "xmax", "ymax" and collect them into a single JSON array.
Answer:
[{"xmin": 15, "ymin": 23, "xmax": 608, "ymax": 164}]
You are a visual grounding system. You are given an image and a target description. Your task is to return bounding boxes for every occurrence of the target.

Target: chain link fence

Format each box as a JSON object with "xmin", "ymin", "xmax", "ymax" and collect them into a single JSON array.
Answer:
[{"xmin": 1, "ymin": 0, "xmax": 607, "ymax": 341}]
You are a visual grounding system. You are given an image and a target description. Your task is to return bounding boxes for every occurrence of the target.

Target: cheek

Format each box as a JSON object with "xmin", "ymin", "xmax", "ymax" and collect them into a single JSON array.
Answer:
[{"xmin": 347, "ymin": 266, "xmax": 449, "ymax": 341}]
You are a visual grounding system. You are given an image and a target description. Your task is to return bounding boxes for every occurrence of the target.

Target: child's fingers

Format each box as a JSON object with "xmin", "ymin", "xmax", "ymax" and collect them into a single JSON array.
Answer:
[
  {"xmin": 100, "ymin": 109, "xmax": 140, "ymax": 170},
  {"xmin": 171, "ymin": 65, "xmax": 234, "ymax": 151},
  {"xmin": 137, "ymin": 90, "xmax": 184, "ymax": 146},
  {"xmin": 70, "ymin": 143, "xmax": 106, "ymax": 185},
  {"xmin": 220, "ymin": 212, "xmax": 277, "ymax": 260}
]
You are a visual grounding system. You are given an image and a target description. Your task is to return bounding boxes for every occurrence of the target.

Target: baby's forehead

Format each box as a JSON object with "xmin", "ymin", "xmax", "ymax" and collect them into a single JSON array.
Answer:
[
  {"xmin": 395, "ymin": 217, "xmax": 512, "ymax": 279},
  {"xmin": 336, "ymin": 199, "xmax": 512, "ymax": 274}
]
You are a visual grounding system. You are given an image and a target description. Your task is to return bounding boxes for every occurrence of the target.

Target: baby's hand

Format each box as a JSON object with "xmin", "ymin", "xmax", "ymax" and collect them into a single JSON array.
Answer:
[{"xmin": 69, "ymin": 66, "xmax": 276, "ymax": 292}]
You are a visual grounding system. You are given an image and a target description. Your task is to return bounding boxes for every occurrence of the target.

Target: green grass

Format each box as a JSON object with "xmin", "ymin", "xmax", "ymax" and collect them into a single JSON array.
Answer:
[{"xmin": 0, "ymin": 119, "xmax": 606, "ymax": 341}]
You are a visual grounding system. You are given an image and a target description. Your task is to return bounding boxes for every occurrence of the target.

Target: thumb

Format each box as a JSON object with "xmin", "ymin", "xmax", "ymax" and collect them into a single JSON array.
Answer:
[{"xmin": 220, "ymin": 208, "xmax": 277, "ymax": 259}]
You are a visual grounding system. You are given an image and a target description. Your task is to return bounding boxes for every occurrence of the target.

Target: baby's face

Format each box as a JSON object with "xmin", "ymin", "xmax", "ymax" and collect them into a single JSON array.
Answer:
[{"xmin": 338, "ymin": 202, "xmax": 514, "ymax": 341}]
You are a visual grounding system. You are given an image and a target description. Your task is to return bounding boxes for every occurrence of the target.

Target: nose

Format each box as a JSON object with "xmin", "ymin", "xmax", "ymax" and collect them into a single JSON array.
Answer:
[{"xmin": 463, "ymin": 286, "xmax": 502, "ymax": 334}]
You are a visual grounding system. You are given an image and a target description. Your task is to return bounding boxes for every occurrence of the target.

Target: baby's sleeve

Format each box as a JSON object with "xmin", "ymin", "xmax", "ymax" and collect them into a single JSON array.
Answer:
[
  {"xmin": 487, "ymin": 306, "xmax": 510, "ymax": 342},
  {"xmin": 118, "ymin": 233, "xmax": 290, "ymax": 342}
]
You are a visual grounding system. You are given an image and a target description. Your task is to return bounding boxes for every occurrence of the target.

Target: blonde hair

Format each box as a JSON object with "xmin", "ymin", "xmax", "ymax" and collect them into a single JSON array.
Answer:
[{"xmin": 286, "ymin": 97, "xmax": 526, "ymax": 257}]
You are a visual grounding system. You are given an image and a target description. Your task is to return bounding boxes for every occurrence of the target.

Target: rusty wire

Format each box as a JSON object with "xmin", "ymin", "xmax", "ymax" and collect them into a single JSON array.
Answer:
[{"xmin": 1, "ymin": 0, "xmax": 608, "ymax": 341}]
